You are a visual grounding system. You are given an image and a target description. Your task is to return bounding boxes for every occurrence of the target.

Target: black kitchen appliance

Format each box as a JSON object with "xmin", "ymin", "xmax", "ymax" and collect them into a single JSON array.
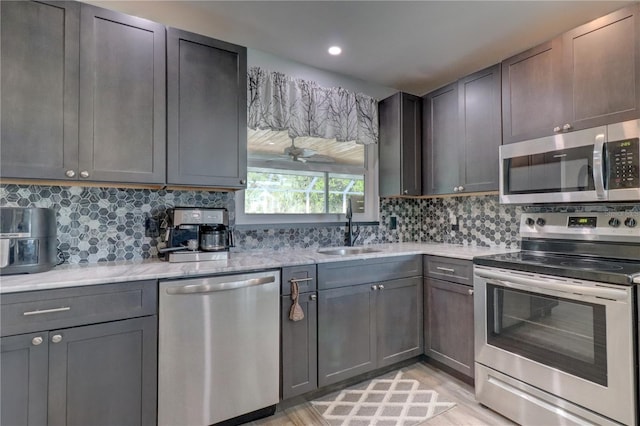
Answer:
[
  {"xmin": 0, "ymin": 207, "xmax": 57, "ymax": 274},
  {"xmin": 160, "ymin": 207, "xmax": 232, "ymax": 262},
  {"xmin": 473, "ymin": 211, "xmax": 639, "ymax": 426}
]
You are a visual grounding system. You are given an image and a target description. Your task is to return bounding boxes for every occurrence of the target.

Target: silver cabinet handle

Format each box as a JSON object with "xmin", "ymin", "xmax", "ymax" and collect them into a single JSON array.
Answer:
[
  {"xmin": 166, "ymin": 275, "xmax": 275, "ymax": 295},
  {"xmin": 32, "ymin": 336, "xmax": 43, "ymax": 346},
  {"xmin": 51, "ymin": 334, "xmax": 62, "ymax": 344},
  {"xmin": 468, "ymin": 289, "xmax": 474, "ymax": 295},
  {"xmin": 562, "ymin": 123, "xmax": 572, "ymax": 131},
  {"xmin": 553, "ymin": 126, "xmax": 562, "ymax": 133},
  {"xmin": 65, "ymin": 170, "xmax": 76, "ymax": 178},
  {"xmin": 290, "ymin": 277, "xmax": 313, "ymax": 284},
  {"xmin": 310, "ymin": 294, "xmax": 317, "ymax": 301},
  {"xmin": 371, "ymin": 285, "xmax": 378, "ymax": 290},
  {"xmin": 79, "ymin": 170, "xmax": 90, "ymax": 178},
  {"xmin": 23, "ymin": 307, "xmax": 71, "ymax": 316},
  {"xmin": 453, "ymin": 187, "xmax": 459, "ymax": 193},
  {"xmin": 403, "ymin": 189, "xmax": 409, "ymax": 195},
  {"xmin": 240, "ymin": 179, "xmax": 247, "ymax": 185},
  {"xmin": 378, "ymin": 284, "xmax": 385, "ymax": 290},
  {"xmin": 436, "ymin": 267, "xmax": 455, "ymax": 273},
  {"xmin": 458, "ymin": 186, "xmax": 464, "ymax": 192}
]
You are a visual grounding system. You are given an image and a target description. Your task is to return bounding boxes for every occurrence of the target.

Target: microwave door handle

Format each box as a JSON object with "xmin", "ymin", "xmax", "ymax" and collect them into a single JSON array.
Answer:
[{"xmin": 593, "ymin": 133, "xmax": 606, "ymax": 199}]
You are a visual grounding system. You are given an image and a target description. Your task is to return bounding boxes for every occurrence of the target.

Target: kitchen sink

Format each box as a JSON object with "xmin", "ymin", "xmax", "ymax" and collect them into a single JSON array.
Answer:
[{"xmin": 317, "ymin": 247, "xmax": 382, "ymax": 256}]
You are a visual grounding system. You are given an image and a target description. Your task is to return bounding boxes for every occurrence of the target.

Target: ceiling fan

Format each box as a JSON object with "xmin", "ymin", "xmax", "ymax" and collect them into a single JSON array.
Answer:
[{"xmin": 283, "ymin": 137, "xmax": 334, "ymax": 163}]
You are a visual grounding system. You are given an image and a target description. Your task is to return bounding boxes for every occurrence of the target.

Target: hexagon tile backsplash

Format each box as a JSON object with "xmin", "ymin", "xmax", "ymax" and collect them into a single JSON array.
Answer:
[{"xmin": 2, "ymin": 184, "xmax": 637, "ymax": 265}]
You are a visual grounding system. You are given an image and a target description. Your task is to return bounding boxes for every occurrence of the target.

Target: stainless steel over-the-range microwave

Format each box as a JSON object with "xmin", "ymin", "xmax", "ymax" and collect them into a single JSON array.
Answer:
[{"xmin": 499, "ymin": 119, "xmax": 639, "ymax": 204}]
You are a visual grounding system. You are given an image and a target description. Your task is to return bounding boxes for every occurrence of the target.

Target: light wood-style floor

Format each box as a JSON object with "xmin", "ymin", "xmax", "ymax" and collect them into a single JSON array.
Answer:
[{"xmin": 249, "ymin": 361, "xmax": 516, "ymax": 426}]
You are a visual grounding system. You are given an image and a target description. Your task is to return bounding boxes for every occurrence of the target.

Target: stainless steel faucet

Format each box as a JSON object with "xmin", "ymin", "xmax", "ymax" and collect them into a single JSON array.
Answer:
[{"xmin": 345, "ymin": 198, "xmax": 359, "ymax": 246}]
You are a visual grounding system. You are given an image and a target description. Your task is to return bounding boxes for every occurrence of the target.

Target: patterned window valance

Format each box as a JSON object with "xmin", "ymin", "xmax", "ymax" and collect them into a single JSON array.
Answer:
[{"xmin": 248, "ymin": 67, "xmax": 379, "ymax": 145}]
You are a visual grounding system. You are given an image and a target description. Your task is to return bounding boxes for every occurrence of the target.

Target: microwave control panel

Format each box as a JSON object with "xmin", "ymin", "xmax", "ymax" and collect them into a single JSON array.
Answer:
[{"xmin": 607, "ymin": 138, "xmax": 638, "ymax": 189}]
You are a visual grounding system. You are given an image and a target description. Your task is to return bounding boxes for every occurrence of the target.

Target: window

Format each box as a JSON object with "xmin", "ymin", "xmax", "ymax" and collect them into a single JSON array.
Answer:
[{"xmin": 236, "ymin": 129, "xmax": 379, "ymax": 225}]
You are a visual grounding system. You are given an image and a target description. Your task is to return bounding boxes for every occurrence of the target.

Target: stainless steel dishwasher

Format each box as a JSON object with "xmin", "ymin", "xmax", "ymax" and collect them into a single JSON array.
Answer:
[{"xmin": 158, "ymin": 270, "xmax": 280, "ymax": 426}]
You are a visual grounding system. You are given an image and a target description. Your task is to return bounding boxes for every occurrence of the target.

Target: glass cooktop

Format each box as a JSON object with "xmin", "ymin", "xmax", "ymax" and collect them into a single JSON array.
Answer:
[{"xmin": 474, "ymin": 251, "xmax": 640, "ymax": 285}]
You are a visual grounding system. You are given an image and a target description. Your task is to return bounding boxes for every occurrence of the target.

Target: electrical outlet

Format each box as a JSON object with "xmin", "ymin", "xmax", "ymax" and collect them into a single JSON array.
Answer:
[
  {"xmin": 389, "ymin": 216, "xmax": 397, "ymax": 230},
  {"xmin": 145, "ymin": 217, "xmax": 159, "ymax": 238},
  {"xmin": 449, "ymin": 212, "xmax": 459, "ymax": 231}
]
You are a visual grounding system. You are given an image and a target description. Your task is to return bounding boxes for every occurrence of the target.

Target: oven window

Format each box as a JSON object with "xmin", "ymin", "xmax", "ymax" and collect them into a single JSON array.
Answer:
[
  {"xmin": 487, "ymin": 284, "xmax": 607, "ymax": 386},
  {"xmin": 504, "ymin": 145, "xmax": 595, "ymax": 194}
]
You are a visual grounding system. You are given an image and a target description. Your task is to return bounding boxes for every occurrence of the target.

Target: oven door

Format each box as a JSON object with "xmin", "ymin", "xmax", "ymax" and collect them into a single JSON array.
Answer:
[
  {"xmin": 474, "ymin": 266, "xmax": 636, "ymax": 426},
  {"xmin": 499, "ymin": 126, "xmax": 606, "ymax": 204}
]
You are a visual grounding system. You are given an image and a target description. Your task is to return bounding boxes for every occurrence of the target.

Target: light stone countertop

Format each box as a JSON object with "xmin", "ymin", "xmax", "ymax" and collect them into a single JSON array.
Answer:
[{"xmin": 0, "ymin": 242, "xmax": 517, "ymax": 294}]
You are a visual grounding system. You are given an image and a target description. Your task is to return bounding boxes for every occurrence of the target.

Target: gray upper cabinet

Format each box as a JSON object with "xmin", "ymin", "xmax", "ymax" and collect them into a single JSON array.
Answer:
[
  {"xmin": 458, "ymin": 64, "xmax": 501, "ymax": 193},
  {"xmin": 167, "ymin": 28, "xmax": 248, "ymax": 189},
  {"xmin": 0, "ymin": 1, "xmax": 80, "ymax": 180},
  {"xmin": 1, "ymin": 1, "xmax": 166, "ymax": 184},
  {"xmin": 423, "ymin": 64, "xmax": 501, "ymax": 195},
  {"xmin": 503, "ymin": 3, "xmax": 640, "ymax": 144},
  {"xmin": 423, "ymin": 82, "xmax": 459, "ymax": 195},
  {"xmin": 79, "ymin": 5, "xmax": 166, "ymax": 184},
  {"xmin": 379, "ymin": 92, "xmax": 422, "ymax": 196},
  {"xmin": 561, "ymin": 4, "xmax": 640, "ymax": 132},
  {"xmin": 501, "ymin": 39, "xmax": 564, "ymax": 144}
]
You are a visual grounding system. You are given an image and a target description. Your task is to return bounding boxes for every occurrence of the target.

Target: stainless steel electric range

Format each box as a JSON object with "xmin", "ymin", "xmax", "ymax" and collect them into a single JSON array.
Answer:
[{"xmin": 473, "ymin": 211, "xmax": 640, "ymax": 426}]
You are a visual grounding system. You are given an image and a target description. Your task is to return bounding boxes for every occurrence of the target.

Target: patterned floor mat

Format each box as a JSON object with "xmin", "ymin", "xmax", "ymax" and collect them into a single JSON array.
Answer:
[{"xmin": 311, "ymin": 370, "xmax": 456, "ymax": 426}]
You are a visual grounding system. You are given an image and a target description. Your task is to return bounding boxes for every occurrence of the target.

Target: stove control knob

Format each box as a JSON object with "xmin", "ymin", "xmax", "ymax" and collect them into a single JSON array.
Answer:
[
  {"xmin": 536, "ymin": 218, "xmax": 546, "ymax": 227},
  {"xmin": 624, "ymin": 217, "xmax": 637, "ymax": 228},
  {"xmin": 525, "ymin": 218, "xmax": 535, "ymax": 227},
  {"xmin": 608, "ymin": 218, "xmax": 621, "ymax": 228}
]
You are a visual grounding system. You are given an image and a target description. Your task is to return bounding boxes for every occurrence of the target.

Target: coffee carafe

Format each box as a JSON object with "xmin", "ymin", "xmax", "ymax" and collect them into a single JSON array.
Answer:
[{"xmin": 160, "ymin": 207, "xmax": 232, "ymax": 262}]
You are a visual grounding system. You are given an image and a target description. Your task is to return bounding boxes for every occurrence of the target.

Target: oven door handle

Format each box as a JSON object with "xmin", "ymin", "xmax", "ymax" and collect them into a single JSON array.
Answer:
[{"xmin": 475, "ymin": 269, "xmax": 628, "ymax": 301}]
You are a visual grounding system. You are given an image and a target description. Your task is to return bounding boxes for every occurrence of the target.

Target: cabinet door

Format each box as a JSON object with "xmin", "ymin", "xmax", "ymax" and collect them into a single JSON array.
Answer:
[
  {"xmin": 424, "ymin": 278, "xmax": 474, "ymax": 378},
  {"xmin": 562, "ymin": 4, "xmax": 640, "ymax": 131},
  {"xmin": 167, "ymin": 28, "xmax": 247, "ymax": 188},
  {"xmin": 318, "ymin": 284, "xmax": 376, "ymax": 387},
  {"xmin": 0, "ymin": 1, "xmax": 80, "ymax": 180},
  {"xmin": 48, "ymin": 316, "xmax": 158, "ymax": 426},
  {"xmin": 281, "ymin": 292, "xmax": 317, "ymax": 400},
  {"xmin": 79, "ymin": 5, "xmax": 166, "ymax": 183},
  {"xmin": 458, "ymin": 64, "xmax": 502, "ymax": 192},
  {"xmin": 502, "ymin": 38, "xmax": 565, "ymax": 144},
  {"xmin": 376, "ymin": 277, "xmax": 423, "ymax": 368},
  {"xmin": 423, "ymin": 82, "xmax": 460, "ymax": 195},
  {"xmin": 1, "ymin": 333, "xmax": 48, "ymax": 426},
  {"xmin": 379, "ymin": 93, "xmax": 422, "ymax": 196}
]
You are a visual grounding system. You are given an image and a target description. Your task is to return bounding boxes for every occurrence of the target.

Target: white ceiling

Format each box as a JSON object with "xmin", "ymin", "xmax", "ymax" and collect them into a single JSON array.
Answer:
[{"xmin": 89, "ymin": 0, "xmax": 636, "ymax": 95}]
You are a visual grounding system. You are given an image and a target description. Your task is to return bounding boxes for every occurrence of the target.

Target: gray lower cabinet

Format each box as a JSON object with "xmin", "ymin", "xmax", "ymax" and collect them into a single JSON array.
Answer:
[
  {"xmin": 167, "ymin": 28, "xmax": 248, "ymax": 189},
  {"xmin": 379, "ymin": 92, "xmax": 422, "ymax": 196},
  {"xmin": 0, "ymin": 333, "xmax": 49, "ymax": 426},
  {"xmin": 280, "ymin": 264, "xmax": 318, "ymax": 400},
  {"xmin": 0, "ymin": 280, "xmax": 158, "ymax": 426},
  {"xmin": 423, "ymin": 256, "xmax": 474, "ymax": 379},
  {"xmin": 423, "ymin": 64, "xmax": 501, "ymax": 195},
  {"xmin": 318, "ymin": 256, "xmax": 423, "ymax": 387},
  {"xmin": 0, "ymin": 1, "xmax": 166, "ymax": 184}
]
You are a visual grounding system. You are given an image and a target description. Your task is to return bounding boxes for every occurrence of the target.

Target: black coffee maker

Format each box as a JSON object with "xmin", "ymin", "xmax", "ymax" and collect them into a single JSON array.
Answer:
[{"xmin": 160, "ymin": 207, "xmax": 232, "ymax": 262}]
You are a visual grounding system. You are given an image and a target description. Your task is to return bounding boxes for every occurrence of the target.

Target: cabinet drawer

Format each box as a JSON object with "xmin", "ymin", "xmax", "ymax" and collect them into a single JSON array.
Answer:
[
  {"xmin": 423, "ymin": 256, "xmax": 472, "ymax": 285},
  {"xmin": 318, "ymin": 255, "xmax": 422, "ymax": 290},
  {"xmin": 1, "ymin": 280, "xmax": 157, "ymax": 337},
  {"xmin": 282, "ymin": 264, "xmax": 317, "ymax": 295}
]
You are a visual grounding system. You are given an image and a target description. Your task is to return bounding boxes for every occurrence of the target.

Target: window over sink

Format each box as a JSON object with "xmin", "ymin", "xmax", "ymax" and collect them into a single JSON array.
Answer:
[{"xmin": 236, "ymin": 129, "xmax": 379, "ymax": 225}]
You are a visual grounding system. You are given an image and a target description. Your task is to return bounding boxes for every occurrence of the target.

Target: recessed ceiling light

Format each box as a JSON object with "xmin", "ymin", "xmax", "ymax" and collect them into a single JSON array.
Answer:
[{"xmin": 328, "ymin": 46, "xmax": 342, "ymax": 56}]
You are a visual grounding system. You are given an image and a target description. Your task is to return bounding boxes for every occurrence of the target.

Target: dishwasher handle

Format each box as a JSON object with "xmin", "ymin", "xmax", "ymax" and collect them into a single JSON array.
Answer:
[{"xmin": 165, "ymin": 275, "xmax": 275, "ymax": 295}]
